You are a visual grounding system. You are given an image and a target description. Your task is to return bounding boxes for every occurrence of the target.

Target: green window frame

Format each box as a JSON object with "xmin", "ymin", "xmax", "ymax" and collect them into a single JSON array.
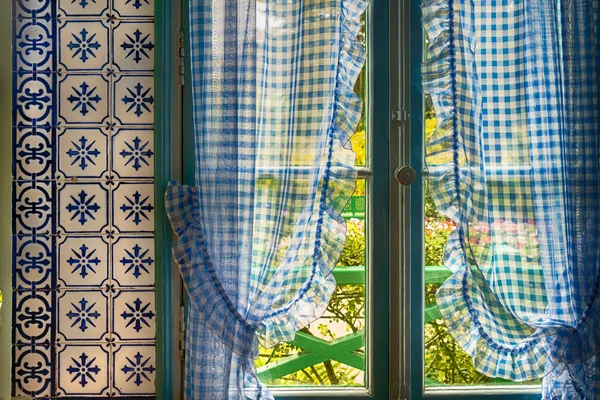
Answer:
[{"xmin": 153, "ymin": 0, "xmax": 544, "ymax": 399}]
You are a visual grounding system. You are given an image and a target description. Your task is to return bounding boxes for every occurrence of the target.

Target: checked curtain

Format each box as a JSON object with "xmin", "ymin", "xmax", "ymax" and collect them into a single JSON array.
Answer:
[
  {"xmin": 423, "ymin": 0, "xmax": 600, "ymax": 398},
  {"xmin": 166, "ymin": 0, "xmax": 367, "ymax": 398}
]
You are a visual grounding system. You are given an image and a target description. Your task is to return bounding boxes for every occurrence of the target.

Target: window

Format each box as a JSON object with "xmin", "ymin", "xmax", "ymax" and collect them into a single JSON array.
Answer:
[{"xmin": 2, "ymin": 0, "xmax": 552, "ymax": 398}]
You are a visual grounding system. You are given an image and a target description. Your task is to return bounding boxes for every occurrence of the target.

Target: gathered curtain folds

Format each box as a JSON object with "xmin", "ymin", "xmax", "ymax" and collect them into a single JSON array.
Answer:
[
  {"xmin": 165, "ymin": 0, "xmax": 367, "ymax": 398},
  {"xmin": 423, "ymin": 0, "xmax": 600, "ymax": 397}
]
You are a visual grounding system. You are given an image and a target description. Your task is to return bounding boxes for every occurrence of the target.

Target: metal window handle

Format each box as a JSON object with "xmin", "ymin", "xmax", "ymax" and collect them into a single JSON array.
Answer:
[{"xmin": 394, "ymin": 166, "xmax": 416, "ymax": 185}]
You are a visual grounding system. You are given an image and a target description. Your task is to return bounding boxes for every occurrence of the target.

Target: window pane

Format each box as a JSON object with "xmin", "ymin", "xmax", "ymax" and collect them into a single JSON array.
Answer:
[
  {"xmin": 423, "ymin": 101, "xmax": 540, "ymax": 387},
  {"xmin": 352, "ymin": 13, "xmax": 367, "ymax": 167},
  {"xmin": 256, "ymin": 180, "xmax": 367, "ymax": 387},
  {"xmin": 256, "ymin": 7, "xmax": 369, "ymax": 388}
]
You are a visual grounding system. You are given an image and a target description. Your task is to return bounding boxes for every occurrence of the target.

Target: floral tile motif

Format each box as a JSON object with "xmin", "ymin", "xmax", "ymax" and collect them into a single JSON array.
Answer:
[
  {"xmin": 58, "ymin": 236, "xmax": 109, "ymax": 288},
  {"xmin": 57, "ymin": 289, "xmax": 110, "ymax": 342},
  {"xmin": 58, "ymin": 182, "xmax": 110, "ymax": 234},
  {"xmin": 56, "ymin": 344, "xmax": 110, "ymax": 396},
  {"xmin": 113, "ymin": 75, "xmax": 154, "ymax": 125},
  {"xmin": 58, "ymin": 20, "xmax": 111, "ymax": 73},
  {"xmin": 57, "ymin": 0, "xmax": 110, "ymax": 18},
  {"xmin": 59, "ymin": 74, "xmax": 110, "ymax": 125},
  {"xmin": 12, "ymin": 342, "xmax": 53, "ymax": 398},
  {"xmin": 112, "ymin": 343, "xmax": 156, "ymax": 395},
  {"xmin": 112, "ymin": 289, "xmax": 155, "ymax": 341},
  {"xmin": 57, "ymin": 127, "xmax": 109, "ymax": 179},
  {"xmin": 13, "ymin": 0, "xmax": 156, "ymax": 396},
  {"xmin": 112, "ymin": 182, "xmax": 154, "ymax": 233},
  {"xmin": 112, "ymin": 0, "xmax": 154, "ymax": 19},
  {"xmin": 112, "ymin": 21, "xmax": 154, "ymax": 73},
  {"xmin": 112, "ymin": 128, "xmax": 154, "ymax": 178},
  {"xmin": 112, "ymin": 236, "xmax": 154, "ymax": 287}
]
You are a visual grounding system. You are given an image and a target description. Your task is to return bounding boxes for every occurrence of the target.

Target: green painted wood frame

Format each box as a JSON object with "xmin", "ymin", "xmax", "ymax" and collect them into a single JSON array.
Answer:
[
  {"xmin": 156, "ymin": 0, "xmax": 392, "ymax": 398},
  {"xmin": 155, "ymin": 0, "xmax": 182, "ymax": 397},
  {"xmin": 407, "ymin": 1, "xmax": 539, "ymax": 399}
]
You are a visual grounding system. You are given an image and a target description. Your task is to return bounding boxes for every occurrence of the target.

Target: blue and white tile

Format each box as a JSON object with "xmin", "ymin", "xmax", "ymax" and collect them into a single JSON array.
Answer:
[
  {"xmin": 14, "ymin": 125, "xmax": 54, "ymax": 181},
  {"xmin": 112, "ymin": 182, "xmax": 154, "ymax": 233},
  {"xmin": 13, "ymin": 234, "xmax": 54, "ymax": 290},
  {"xmin": 58, "ymin": 20, "xmax": 110, "ymax": 73},
  {"xmin": 58, "ymin": 236, "xmax": 109, "ymax": 288},
  {"xmin": 14, "ymin": 71, "xmax": 53, "ymax": 127},
  {"xmin": 56, "ymin": 344, "xmax": 110, "ymax": 396},
  {"xmin": 59, "ymin": 74, "xmax": 110, "ymax": 125},
  {"xmin": 13, "ymin": 289, "xmax": 53, "ymax": 345},
  {"xmin": 112, "ymin": 236, "xmax": 154, "ymax": 287},
  {"xmin": 57, "ymin": 0, "xmax": 110, "ymax": 18},
  {"xmin": 13, "ymin": 180, "xmax": 53, "ymax": 236},
  {"xmin": 112, "ymin": 21, "xmax": 154, "ymax": 73},
  {"xmin": 112, "ymin": 289, "xmax": 155, "ymax": 341},
  {"xmin": 14, "ymin": 16, "xmax": 54, "ymax": 73},
  {"xmin": 113, "ymin": 75, "xmax": 154, "ymax": 126},
  {"xmin": 58, "ymin": 182, "xmax": 109, "ymax": 234},
  {"xmin": 112, "ymin": 0, "xmax": 154, "ymax": 19},
  {"xmin": 57, "ymin": 127, "xmax": 109, "ymax": 179},
  {"xmin": 13, "ymin": 0, "xmax": 53, "ymax": 20},
  {"xmin": 12, "ymin": 342, "xmax": 52, "ymax": 398},
  {"xmin": 112, "ymin": 343, "xmax": 156, "ymax": 395},
  {"xmin": 57, "ymin": 289, "xmax": 110, "ymax": 341},
  {"xmin": 111, "ymin": 128, "xmax": 154, "ymax": 179}
]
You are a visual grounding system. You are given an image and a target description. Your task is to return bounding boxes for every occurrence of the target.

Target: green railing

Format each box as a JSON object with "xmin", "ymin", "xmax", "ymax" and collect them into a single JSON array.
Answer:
[
  {"xmin": 257, "ymin": 265, "xmax": 451, "ymax": 382},
  {"xmin": 340, "ymin": 196, "xmax": 366, "ymax": 220}
]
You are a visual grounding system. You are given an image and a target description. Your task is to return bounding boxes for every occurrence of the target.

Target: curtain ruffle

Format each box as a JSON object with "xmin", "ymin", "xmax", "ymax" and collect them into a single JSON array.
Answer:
[
  {"xmin": 422, "ymin": 0, "xmax": 548, "ymax": 382},
  {"xmin": 166, "ymin": 181, "xmax": 260, "ymax": 359},
  {"xmin": 259, "ymin": 0, "xmax": 368, "ymax": 347},
  {"xmin": 423, "ymin": 0, "xmax": 600, "ymax": 390}
]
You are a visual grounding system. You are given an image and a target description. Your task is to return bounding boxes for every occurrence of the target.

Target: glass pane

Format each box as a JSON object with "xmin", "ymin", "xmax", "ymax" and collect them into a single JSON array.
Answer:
[
  {"xmin": 352, "ymin": 12, "xmax": 367, "ymax": 167},
  {"xmin": 423, "ymin": 100, "xmax": 540, "ymax": 387},
  {"xmin": 256, "ymin": 180, "xmax": 367, "ymax": 387}
]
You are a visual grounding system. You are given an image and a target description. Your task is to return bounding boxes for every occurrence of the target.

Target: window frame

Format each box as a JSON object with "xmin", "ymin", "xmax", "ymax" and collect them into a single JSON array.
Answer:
[
  {"xmin": 406, "ymin": 1, "xmax": 540, "ymax": 399},
  {"xmin": 155, "ymin": 0, "xmax": 184, "ymax": 398},
  {"xmin": 154, "ymin": 0, "xmax": 543, "ymax": 398}
]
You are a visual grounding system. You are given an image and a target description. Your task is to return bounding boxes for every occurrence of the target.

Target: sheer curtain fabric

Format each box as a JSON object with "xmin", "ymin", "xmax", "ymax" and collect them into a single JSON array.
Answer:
[
  {"xmin": 423, "ymin": 0, "xmax": 600, "ymax": 398},
  {"xmin": 166, "ymin": 0, "xmax": 367, "ymax": 398}
]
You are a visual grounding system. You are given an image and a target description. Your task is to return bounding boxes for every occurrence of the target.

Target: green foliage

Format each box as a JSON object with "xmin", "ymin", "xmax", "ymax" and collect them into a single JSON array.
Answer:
[
  {"xmin": 256, "ymin": 220, "xmax": 366, "ymax": 386},
  {"xmin": 423, "ymin": 116, "xmax": 489, "ymax": 386},
  {"xmin": 337, "ymin": 219, "xmax": 365, "ymax": 267}
]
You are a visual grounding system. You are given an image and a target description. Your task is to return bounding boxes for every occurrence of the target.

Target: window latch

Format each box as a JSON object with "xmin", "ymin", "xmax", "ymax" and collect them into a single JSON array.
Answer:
[
  {"xmin": 394, "ymin": 166, "xmax": 416, "ymax": 185},
  {"xmin": 391, "ymin": 109, "xmax": 410, "ymax": 123}
]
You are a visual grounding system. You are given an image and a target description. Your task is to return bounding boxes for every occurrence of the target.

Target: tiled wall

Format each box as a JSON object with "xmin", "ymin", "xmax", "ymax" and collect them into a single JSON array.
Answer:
[{"xmin": 12, "ymin": 0, "xmax": 156, "ymax": 397}]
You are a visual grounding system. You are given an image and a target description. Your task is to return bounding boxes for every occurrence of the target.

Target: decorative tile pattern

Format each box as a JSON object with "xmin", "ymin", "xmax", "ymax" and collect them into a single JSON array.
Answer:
[
  {"xmin": 112, "ymin": 182, "xmax": 155, "ymax": 233},
  {"xmin": 112, "ymin": 128, "xmax": 154, "ymax": 178},
  {"xmin": 58, "ymin": 20, "xmax": 111, "ymax": 72},
  {"xmin": 13, "ymin": 0, "xmax": 155, "ymax": 396},
  {"xmin": 56, "ymin": 344, "xmax": 110, "ymax": 396},
  {"xmin": 112, "ymin": 21, "xmax": 154, "ymax": 73},
  {"xmin": 13, "ymin": 342, "xmax": 53, "ymax": 398},
  {"xmin": 113, "ymin": 75, "xmax": 154, "ymax": 125},
  {"xmin": 112, "ymin": 344, "xmax": 156, "ymax": 395},
  {"xmin": 58, "ymin": 236, "xmax": 109, "ymax": 287},
  {"xmin": 58, "ymin": 127, "xmax": 109, "ymax": 179},
  {"xmin": 112, "ymin": 236, "xmax": 154, "ymax": 287}
]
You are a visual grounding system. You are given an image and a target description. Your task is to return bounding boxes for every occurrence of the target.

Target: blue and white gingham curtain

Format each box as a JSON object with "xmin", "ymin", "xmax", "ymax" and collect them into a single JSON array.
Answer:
[
  {"xmin": 423, "ymin": 0, "xmax": 600, "ymax": 398},
  {"xmin": 165, "ymin": 0, "xmax": 367, "ymax": 398}
]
